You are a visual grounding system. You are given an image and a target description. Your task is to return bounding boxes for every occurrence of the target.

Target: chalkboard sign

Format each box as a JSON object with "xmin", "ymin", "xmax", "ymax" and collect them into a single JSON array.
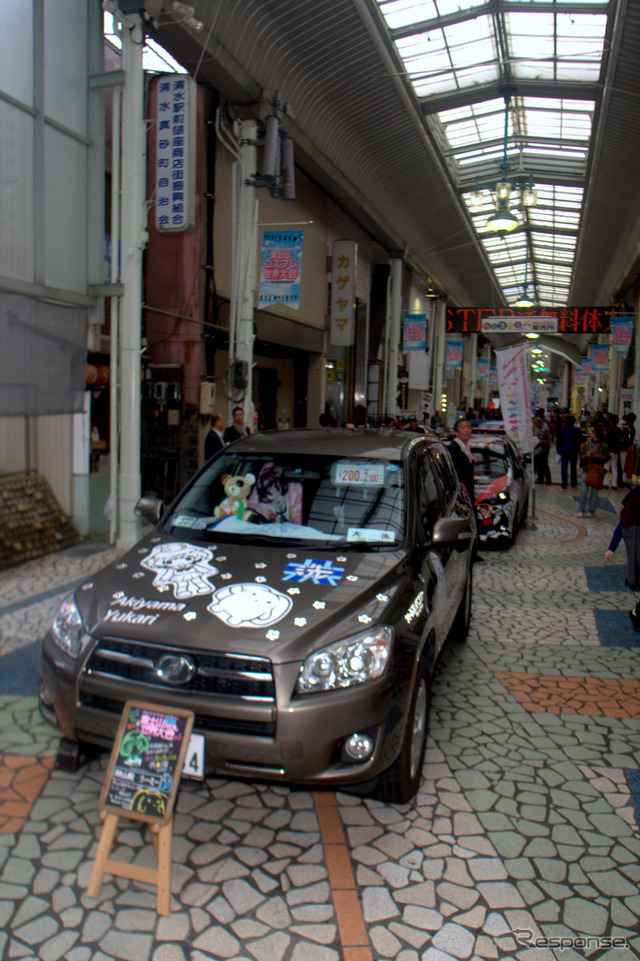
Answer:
[{"xmin": 99, "ymin": 701, "xmax": 195, "ymax": 826}]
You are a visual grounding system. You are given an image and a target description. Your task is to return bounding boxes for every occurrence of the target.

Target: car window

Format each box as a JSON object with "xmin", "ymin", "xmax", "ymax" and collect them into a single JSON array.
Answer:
[
  {"xmin": 427, "ymin": 446, "xmax": 458, "ymax": 510},
  {"xmin": 415, "ymin": 450, "xmax": 442, "ymax": 532},
  {"xmin": 163, "ymin": 452, "xmax": 405, "ymax": 549},
  {"xmin": 472, "ymin": 445, "xmax": 509, "ymax": 480}
]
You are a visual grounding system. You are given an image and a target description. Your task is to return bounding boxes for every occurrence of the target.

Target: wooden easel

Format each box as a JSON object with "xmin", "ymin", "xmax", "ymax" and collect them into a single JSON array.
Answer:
[
  {"xmin": 87, "ymin": 811, "xmax": 174, "ymax": 915},
  {"xmin": 86, "ymin": 701, "xmax": 194, "ymax": 916}
]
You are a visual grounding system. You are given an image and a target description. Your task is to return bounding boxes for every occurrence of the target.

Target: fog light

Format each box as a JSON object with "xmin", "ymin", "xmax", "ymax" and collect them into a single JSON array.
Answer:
[
  {"xmin": 344, "ymin": 732, "xmax": 374, "ymax": 761},
  {"xmin": 40, "ymin": 682, "xmax": 55, "ymax": 708}
]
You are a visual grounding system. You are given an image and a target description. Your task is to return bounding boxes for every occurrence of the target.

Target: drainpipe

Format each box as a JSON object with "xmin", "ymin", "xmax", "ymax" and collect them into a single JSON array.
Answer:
[
  {"xmin": 384, "ymin": 258, "xmax": 403, "ymax": 418},
  {"xmin": 117, "ymin": 12, "xmax": 147, "ymax": 549}
]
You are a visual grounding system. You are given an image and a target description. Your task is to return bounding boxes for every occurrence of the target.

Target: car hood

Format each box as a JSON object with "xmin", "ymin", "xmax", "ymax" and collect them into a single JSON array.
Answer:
[
  {"xmin": 475, "ymin": 473, "xmax": 509, "ymax": 503},
  {"xmin": 74, "ymin": 533, "xmax": 406, "ymax": 663}
]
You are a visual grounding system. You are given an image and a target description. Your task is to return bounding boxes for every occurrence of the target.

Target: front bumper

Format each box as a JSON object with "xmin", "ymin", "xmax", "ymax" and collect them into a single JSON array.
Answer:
[{"xmin": 39, "ymin": 632, "xmax": 408, "ymax": 788}]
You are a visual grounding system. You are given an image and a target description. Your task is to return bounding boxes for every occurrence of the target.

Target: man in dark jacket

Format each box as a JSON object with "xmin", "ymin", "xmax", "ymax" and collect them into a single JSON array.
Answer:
[
  {"xmin": 448, "ymin": 418, "xmax": 484, "ymax": 562},
  {"xmin": 556, "ymin": 414, "xmax": 583, "ymax": 489},
  {"xmin": 224, "ymin": 406, "xmax": 250, "ymax": 444}
]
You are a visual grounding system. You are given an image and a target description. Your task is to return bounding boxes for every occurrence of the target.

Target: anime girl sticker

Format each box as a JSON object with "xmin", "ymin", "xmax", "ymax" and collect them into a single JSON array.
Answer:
[
  {"xmin": 140, "ymin": 542, "xmax": 219, "ymax": 600},
  {"xmin": 207, "ymin": 583, "xmax": 292, "ymax": 628}
]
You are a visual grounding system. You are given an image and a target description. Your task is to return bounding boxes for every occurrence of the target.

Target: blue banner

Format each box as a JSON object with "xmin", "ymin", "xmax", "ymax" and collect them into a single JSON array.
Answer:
[
  {"xmin": 445, "ymin": 340, "xmax": 463, "ymax": 369},
  {"xmin": 403, "ymin": 313, "xmax": 427, "ymax": 352},
  {"xmin": 258, "ymin": 231, "xmax": 304, "ymax": 310},
  {"xmin": 611, "ymin": 316, "xmax": 634, "ymax": 358}
]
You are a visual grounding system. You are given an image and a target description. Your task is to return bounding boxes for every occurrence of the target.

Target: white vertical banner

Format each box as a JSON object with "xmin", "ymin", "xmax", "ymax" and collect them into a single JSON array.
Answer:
[
  {"xmin": 155, "ymin": 74, "xmax": 197, "ymax": 233},
  {"xmin": 496, "ymin": 344, "xmax": 533, "ymax": 453},
  {"xmin": 330, "ymin": 241, "xmax": 357, "ymax": 346}
]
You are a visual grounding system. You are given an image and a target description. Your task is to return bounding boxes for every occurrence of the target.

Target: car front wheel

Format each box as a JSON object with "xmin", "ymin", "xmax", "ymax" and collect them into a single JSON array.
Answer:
[{"xmin": 376, "ymin": 663, "xmax": 430, "ymax": 804}]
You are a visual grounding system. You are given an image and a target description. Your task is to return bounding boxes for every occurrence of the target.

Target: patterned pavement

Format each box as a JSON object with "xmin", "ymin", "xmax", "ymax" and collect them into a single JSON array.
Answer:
[{"xmin": 0, "ymin": 474, "xmax": 639, "ymax": 961}]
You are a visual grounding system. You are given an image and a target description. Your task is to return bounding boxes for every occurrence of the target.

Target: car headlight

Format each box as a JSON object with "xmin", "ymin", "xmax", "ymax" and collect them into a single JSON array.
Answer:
[
  {"xmin": 481, "ymin": 491, "xmax": 510, "ymax": 506},
  {"xmin": 51, "ymin": 595, "xmax": 85, "ymax": 658},
  {"xmin": 297, "ymin": 626, "xmax": 393, "ymax": 694}
]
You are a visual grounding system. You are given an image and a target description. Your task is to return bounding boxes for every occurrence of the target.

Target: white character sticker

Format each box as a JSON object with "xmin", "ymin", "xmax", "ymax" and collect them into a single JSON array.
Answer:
[
  {"xmin": 207, "ymin": 583, "xmax": 292, "ymax": 628},
  {"xmin": 140, "ymin": 542, "xmax": 219, "ymax": 600}
]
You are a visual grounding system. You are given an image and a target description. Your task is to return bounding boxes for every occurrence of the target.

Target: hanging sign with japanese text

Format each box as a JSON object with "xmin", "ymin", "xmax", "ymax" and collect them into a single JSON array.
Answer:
[
  {"xmin": 590, "ymin": 343, "xmax": 610, "ymax": 371},
  {"xmin": 611, "ymin": 316, "xmax": 634, "ymax": 357},
  {"xmin": 477, "ymin": 358, "xmax": 489, "ymax": 380},
  {"xmin": 496, "ymin": 345, "xmax": 533, "ymax": 454},
  {"xmin": 258, "ymin": 231, "xmax": 304, "ymax": 310},
  {"xmin": 155, "ymin": 75, "xmax": 196, "ymax": 233},
  {"xmin": 445, "ymin": 341, "xmax": 463, "ymax": 369},
  {"xmin": 402, "ymin": 313, "xmax": 427, "ymax": 352},
  {"xmin": 330, "ymin": 241, "xmax": 357, "ymax": 346}
]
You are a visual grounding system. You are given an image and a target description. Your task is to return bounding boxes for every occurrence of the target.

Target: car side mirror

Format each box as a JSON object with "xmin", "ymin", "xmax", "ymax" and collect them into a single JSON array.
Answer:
[
  {"xmin": 432, "ymin": 516, "xmax": 474, "ymax": 552},
  {"xmin": 134, "ymin": 494, "xmax": 164, "ymax": 525}
]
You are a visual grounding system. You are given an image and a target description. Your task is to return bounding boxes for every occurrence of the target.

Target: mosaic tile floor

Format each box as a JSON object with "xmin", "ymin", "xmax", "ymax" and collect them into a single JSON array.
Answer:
[{"xmin": 0, "ymin": 480, "xmax": 639, "ymax": 961}]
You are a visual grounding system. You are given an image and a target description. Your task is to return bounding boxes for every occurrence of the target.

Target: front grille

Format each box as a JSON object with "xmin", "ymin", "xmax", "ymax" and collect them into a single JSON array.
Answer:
[
  {"xmin": 82, "ymin": 637, "xmax": 275, "ymax": 702},
  {"xmin": 81, "ymin": 693, "xmax": 275, "ymax": 736}
]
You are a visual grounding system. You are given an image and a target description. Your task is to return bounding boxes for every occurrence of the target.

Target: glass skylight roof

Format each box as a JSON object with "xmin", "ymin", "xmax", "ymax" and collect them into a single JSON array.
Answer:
[{"xmin": 376, "ymin": 0, "xmax": 611, "ymax": 306}]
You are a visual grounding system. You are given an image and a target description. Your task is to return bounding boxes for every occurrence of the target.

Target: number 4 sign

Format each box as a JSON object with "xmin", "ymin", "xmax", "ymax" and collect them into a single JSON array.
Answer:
[{"xmin": 183, "ymin": 732, "xmax": 205, "ymax": 780}]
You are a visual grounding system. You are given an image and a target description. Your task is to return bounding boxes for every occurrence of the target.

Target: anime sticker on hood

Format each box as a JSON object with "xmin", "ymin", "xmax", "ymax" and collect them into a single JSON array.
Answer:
[
  {"xmin": 140, "ymin": 542, "xmax": 219, "ymax": 600},
  {"xmin": 207, "ymin": 582, "xmax": 292, "ymax": 628}
]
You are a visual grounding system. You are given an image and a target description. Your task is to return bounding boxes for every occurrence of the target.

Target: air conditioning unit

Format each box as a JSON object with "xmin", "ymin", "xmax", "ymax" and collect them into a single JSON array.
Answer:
[{"xmin": 199, "ymin": 381, "xmax": 216, "ymax": 415}]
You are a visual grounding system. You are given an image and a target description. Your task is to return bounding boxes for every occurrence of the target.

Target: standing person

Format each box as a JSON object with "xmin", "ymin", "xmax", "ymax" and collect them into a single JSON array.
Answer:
[
  {"xmin": 448, "ymin": 419, "xmax": 485, "ymax": 563},
  {"xmin": 224, "ymin": 406, "xmax": 250, "ymax": 444},
  {"xmin": 604, "ymin": 486, "xmax": 640, "ymax": 628},
  {"xmin": 406, "ymin": 415, "xmax": 425, "ymax": 434},
  {"xmin": 204, "ymin": 413, "xmax": 226, "ymax": 460},
  {"xmin": 605, "ymin": 413, "xmax": 623, "ymax": 488},
  {"xmin": 577, "ymin": 423, "xmax": 609, "ymax": 518},
  {"xmin": 533, "ymin": 416, "xmax": 552, "ymax": 485},
  {"xmin": 556, "ymin": 414, "xmax": 583, "ymax": 489}
]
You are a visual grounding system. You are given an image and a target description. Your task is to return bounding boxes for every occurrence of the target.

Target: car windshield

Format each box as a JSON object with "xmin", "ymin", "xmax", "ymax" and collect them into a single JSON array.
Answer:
[
  {"xmin": 472, "ymin": 446, "xmax": 509, "ymax": 481},
  {"xmin": 163, "ymin": 452, "xmax": 405, "ymax": 549}
]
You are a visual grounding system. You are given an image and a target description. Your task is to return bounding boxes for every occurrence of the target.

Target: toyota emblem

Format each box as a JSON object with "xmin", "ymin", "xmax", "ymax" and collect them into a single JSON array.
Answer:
[{"xmin": 156, "ymin": 653, "xmax": 196, "ymax": 686}]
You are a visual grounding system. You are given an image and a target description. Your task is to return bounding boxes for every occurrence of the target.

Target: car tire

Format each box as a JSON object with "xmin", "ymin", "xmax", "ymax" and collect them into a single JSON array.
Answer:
[
  {"xmin": 375, "ymin": 661, "xmax": 430, "ymax": 805},
  {"xmin": 450, "ymin": 566, "xmax": 473, "ymax": 642}
]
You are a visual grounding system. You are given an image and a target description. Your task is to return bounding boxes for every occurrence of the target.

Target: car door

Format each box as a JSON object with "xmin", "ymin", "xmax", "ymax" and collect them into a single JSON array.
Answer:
[{"xmin": 416, "ymin": 447, "xmax": 466, "ymax": 649}]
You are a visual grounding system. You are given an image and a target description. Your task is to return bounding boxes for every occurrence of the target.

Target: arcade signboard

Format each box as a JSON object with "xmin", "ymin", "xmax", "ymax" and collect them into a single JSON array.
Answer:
[{"xmin": 446, "ymin": 307, "xmax": 615, "ymax": 335}]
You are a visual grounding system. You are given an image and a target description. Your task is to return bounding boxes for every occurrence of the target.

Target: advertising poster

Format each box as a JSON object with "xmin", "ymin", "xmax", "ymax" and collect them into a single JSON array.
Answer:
[
  {"xmin": 477, "ymin": 358, "xmax": 489, "ymax": 380},
  {"xmin": 496, "ymin": 345, "xmax": 533, "ymax": 453},
  {"xmin": 403, "ymin": 313, "xmax": 427, "ymax": 352},
  {"xmin": 611, "ymin": 317, "xmax": 634, "ymax": 357},
  {"xmin": 258, "ymin": 231, "xmax": 304, "ymax": 310},
  {"xmin": 445, "ymin": 341, "xmax": 464, "ymax": 369},
  {"xmin": 590, "ymin": 344, "xmax": 610, "ymax": 371}
]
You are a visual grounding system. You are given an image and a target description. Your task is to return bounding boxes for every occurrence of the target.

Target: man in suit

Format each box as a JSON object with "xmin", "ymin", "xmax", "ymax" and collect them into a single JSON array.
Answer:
[
  {"xmin": 224, "ymin": 406, "xmax": 250, "ymax": 444},
  {"xmin": 204, "ymin": 413, "xmax": 226, "ymax": 460},
  {"xmin": 448, "ymin": 418, "xmax": 484, "ymax": 563}
]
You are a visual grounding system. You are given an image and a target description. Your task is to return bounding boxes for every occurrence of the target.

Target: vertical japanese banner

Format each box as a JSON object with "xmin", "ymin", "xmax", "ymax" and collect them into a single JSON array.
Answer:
[
  {"xmin": 155, "ymin": 75, "xmax": 196, "ymax": 232},
  {"xmin": 258, "ymin": 231, "xmax": 304, "ymax": 309},
  {"xmin": 496, "ymin": 345, "xmax": 533, "ymax": 453},
  {"xmin": 477, "ymin": 358, "xmax": 489, "ymax": 380},
  {"xmin": 445, "ymin": 341, "xmax": 463, "ymax": 368},
  {"xmin": 590, "ymin": 343, "xmax": 610, "ymax": 371},
  {"xmin": 611, "ymin": 316, "xmax": 634, "ymax": 357},
  {"xmin": 330, "ymin": 241, "xmax": 357, "ymax": 346},
  {"xmin": 402, "ymin": 313, "xmax": 427, "ymax": 352},
  {"xmin": 582, "ymin": 359, "xmax": 593, "ymax": 378}
]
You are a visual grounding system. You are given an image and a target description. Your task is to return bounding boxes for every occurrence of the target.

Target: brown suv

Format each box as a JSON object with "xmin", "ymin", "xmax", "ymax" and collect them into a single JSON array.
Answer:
[{"xmin": 40, "ymin": 429, "xmax": 475, "ymax": 803}]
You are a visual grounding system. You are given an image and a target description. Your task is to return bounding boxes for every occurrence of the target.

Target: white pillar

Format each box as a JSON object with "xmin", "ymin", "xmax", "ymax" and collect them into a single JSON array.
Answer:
[
  {"xmin": 432, "ymin": 300, "xmax": 446, "ymax": 418},
  {"xmin": 467, "ymin": 333, "xmax": 478, "ymax": 411},
  {"xmin": 232, "ymin": 120, "xmax": 258, "ymax": 428},
  {"xmin": 117, "ymin": 13, "xmax": 147, "ymax": 549},
  {"xmin": 384, "ymin": 258, "xmax": 403, "ymax": 417}
]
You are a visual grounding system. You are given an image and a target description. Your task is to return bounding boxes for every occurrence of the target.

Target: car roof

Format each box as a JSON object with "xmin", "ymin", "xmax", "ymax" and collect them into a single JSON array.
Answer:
[
  {"xmin": 223, "ymin": 428, "xmax": 436, "ymax": 460},
  {"xmin": 470, "ymin": 433, "xmax": 513, "ymax": 448}
]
